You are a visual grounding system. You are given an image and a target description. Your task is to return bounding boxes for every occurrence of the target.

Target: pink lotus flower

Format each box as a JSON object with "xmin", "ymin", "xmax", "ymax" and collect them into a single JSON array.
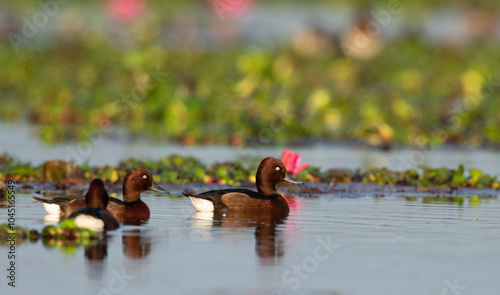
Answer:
[
  {"xmin": 280, "ymin": 149, "xmax": 309, "ymax": 175},
  {"xmin": 211, "ymin": 0, "xmax": 253, "ymax": 20},
  {"xmin": 108, "ymin": 0, "xmax": 146, "ymax": 23}
]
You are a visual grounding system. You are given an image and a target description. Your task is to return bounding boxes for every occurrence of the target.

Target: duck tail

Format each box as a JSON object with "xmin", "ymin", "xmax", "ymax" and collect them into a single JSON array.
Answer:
[
  {"xmin": 182, "ymin": 192, "xmax": 193, "ymax": 198},
  {"xmin": 183, "ymin": 192, "xmax": 214, "ymax": 203},
  {"xmin": 33, "ymin": 196, "xmax": 63, "ymax": 215},
  {"xmin": 33, "ymin": 196, "xmax": 49, "ymax": 203}
]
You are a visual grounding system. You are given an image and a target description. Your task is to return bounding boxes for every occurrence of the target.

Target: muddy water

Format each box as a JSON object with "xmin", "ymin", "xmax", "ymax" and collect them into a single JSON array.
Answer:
[{"xmin": 1, "ymin": 190, "xmax": 499, "ymax": 295}]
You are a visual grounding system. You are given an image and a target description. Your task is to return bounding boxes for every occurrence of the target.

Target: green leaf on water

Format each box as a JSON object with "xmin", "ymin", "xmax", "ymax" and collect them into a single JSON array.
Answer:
[
  {"xmin": 469, "ymin": 196, "xmax": 481, "ymax": 204},
  {"xmin": 469, "ymin": 168, "xmax": 483, "ymax": 182},
  {"xmin": 451, "ymin": 165, "xmax": 467, "ymax": 186}
]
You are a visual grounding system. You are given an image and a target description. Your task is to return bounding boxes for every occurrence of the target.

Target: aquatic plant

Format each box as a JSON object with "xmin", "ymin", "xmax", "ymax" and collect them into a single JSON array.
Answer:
[
  {"xmin": 206, "ymin": 161, "xmax": 252, "ymax": 185},
  {"xmin": 0, "ymin": 153, "xmax": 40, "ymax": 182},
  {"xmin": 42, "ymin": 219, "xmax": 100, "ymax": 254},
  {"xmin": 0, "ymin": 221, "xmax": 99, "ymax": 255},
  {"xmin": 0, "ymin": 224, "xmax": 39, "ymax": 245},
  {"xmin": 1, "ymin": 153, "xmax": 499, "ymax": 189}
]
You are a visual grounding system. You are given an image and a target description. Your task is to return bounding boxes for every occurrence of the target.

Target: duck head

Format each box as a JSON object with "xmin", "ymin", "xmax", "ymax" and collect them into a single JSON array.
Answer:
[
  {"xmin": 85, "ymin": 178, "xmax": 109, "ymax": 209},
  {"xmin": 122, "ymin": 168, "xmax": 169, "ymax": 202},
  {"xmin": 256, "ymin": 157, "xmax": 303, "ymax": 196}
]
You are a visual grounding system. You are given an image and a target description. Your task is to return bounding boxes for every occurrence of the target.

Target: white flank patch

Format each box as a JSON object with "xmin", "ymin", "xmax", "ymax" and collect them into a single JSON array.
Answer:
[
  {"xmin": 42, "ymin": 203, "xmax": 62, "ymax": 215},
  {"xmin": 188, "ymin": 197, "xmax": 214, "ymax": 212},
  {"xmin": 74, "ymin": 215, "xmax": 105, "ymax": 232}
]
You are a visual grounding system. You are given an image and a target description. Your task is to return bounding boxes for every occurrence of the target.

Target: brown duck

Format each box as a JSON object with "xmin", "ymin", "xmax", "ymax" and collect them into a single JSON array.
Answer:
[
  {"xmin": 34, "ymin": 168, "xmax": 169, "ymax": 220},
  {"xmin": 184, "ymin": 157, "xmax": 303, "ymax": 214}
]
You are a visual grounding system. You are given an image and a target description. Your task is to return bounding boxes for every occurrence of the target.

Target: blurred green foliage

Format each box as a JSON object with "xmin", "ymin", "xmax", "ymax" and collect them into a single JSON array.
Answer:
[
  {"xmin": 1, "ymin": 3, "xmax": 500, "ymax": 148},
  {"xmin": 0, "ymin": 221, "xmax": 99, "ymax": 255},
  {"xmin": 0, "ymin": 153, "xmax": 40, "ymax": 182},
  {"xmin": 3, "ymin": 39, "xmax": 500, "ymax": 147},
  {"xmin": 0, "ymin": 224, "xmax": 39, "ymax": 245}
]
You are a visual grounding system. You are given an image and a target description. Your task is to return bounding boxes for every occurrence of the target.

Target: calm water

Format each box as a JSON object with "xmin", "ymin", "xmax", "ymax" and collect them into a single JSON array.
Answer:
[{"xmin": 1, "ymin": 191, "xmax": 499, "ymax": 294}]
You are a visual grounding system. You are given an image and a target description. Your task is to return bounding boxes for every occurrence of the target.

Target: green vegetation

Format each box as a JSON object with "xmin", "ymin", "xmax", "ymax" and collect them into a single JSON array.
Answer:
[
  {"xmin": 0, "ymin": 153, "xmax": 498, "ymax": 189},
  {"xmin": 308, "ymin": 165, "xmax": 500, "ymax": 188},
  {"xmin": 41, "ymin": 219, "xmax": 100, "ymax": 254},
  {"xmin": 0, "ymin": 154, "xmax": 40, "ymax": 182},
  {"xmin": 0, "ymin": 224, "xmax": 39, "ymax": 245},
  {"xmin": 0, "ymin": 220, "xmax": 99, "ymax": 255},
  {"xmin": 3, "ymin": 39, "xmax": 500, "ymax": 147},
  {"xmin": 1, "ymin": 3, "xmax": 500, "ymax": 148}
]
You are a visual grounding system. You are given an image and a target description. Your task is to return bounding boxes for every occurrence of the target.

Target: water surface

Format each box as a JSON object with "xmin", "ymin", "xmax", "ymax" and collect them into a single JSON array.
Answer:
[{"xmin": 1, "ymin": 191, "xmax": 499, "ymax": 294}]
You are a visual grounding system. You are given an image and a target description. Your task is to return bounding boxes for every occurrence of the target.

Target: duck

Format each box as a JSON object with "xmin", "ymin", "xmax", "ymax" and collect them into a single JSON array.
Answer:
[
  {"xmin": 68, "ymin": 178, "xmax": 119, "ymax": 232},
  {"xmin": 33, "ymin": 168, "xmax": 169, "ymax": 220},
  {"xmin": 184, "ymin": 157, "xmax": 303, "ymax": 214}
]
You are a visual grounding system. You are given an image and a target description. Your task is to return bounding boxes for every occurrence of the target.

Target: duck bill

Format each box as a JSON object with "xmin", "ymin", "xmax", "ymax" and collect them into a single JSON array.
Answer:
[
  {"xmin": 149, "ymin": 181, "xmax": 170, "ymax": 194},
  {"xmin": 283, "ymin": 171, "xmax": 303, "ymax": 184}
]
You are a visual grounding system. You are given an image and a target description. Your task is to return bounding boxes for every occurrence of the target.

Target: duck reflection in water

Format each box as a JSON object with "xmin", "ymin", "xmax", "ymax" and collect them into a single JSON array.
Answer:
[
  {"xmin": 84, "ymin": 229, "xmax": 152, "ymax": 262},
  {"xmin": 84, "ymin": 236, "xmax": 110, "ymax": 281},
  {"xmin": 84, "ymin": 216, "xmax": 152, "ymax": 280},
  {"xmin": 84, "ymin": 227, "xmax": 152, "ymax": 281},
  {"xmin": 122, "ymin": 228, "xmax": 152, "ymax": 259},
  {"xmin": 119, "ymin": 218, "xmax": 152, "ymax": 259},
  {"xmin": 85, "ymin": 237, "xmax": 109, "ymax": 261},
  {"xmin": 191, "ymin": 209, "xmax": 289, "ymax": 265}
]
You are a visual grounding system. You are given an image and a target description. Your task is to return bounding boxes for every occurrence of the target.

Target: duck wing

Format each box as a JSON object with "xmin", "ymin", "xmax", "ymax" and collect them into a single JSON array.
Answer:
[
  {"xmin": 33, "ymin": 195, "xmax": 84, "ymax": 215},
  {"xmin": 184, "ymin": 189, "xmax": 286, "ymax": 212}
]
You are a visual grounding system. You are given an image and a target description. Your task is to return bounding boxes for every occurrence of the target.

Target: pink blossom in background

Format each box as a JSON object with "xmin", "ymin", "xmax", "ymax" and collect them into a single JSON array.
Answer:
[
  {"xmin": 108, "ymin": 0, "xmax": 147, "ymax": 23},
  {"xmin": 211, "ymin": 0, "xmax": 253, "ymax": 20},
  {"xmin": 280, "ymin": 149, "xmax": 309, "ymax": 175}
]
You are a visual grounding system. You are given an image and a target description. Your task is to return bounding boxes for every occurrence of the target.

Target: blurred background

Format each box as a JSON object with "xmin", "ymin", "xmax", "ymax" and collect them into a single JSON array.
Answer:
[
  {"xmin": 3, "ymin": 3, "xmax": 500, "ymax": 294},
  {"xmin": 1, "ymin": 0, "xmax": 500, "ymax": 163}
]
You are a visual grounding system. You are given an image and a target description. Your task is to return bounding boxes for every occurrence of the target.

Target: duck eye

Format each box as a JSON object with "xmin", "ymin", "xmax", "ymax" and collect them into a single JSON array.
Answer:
[
  {"xmin": 143, "ymin": 175, "xmax": 147, "ymax": 179},
  {"xmin": 275, "ymin": 167, "xmax": 280, "ymax": 171}
]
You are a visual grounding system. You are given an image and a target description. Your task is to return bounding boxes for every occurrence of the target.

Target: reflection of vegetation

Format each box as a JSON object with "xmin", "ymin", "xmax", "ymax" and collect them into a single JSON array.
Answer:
[
  {"xmin": 42, "ymin": 219, "xmax": 99, "ymax": 255},
  {"xmin": 421, "ymin": 196, "xmax": 465, "ymax": 205},
  {"xmin": 1, "ymin": 153, "xmax": 499, "ymax": 188},
  {"xmin": 0, "ymin": 220, "xmax": 99, "ymax": 255},
  {"xmin": 405, "ymin": 196, "xmax": 487, "ymax": 206}
]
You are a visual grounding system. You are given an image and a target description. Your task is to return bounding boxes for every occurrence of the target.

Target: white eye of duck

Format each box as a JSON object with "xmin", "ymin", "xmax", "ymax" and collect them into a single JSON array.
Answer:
[
  {"xmin": 275, "ymin": 167, "xmax": 280, "ymax": 171},
  {"xmin": 143, "ymin": 175, "xmax": 148, "ymax": 179}
]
